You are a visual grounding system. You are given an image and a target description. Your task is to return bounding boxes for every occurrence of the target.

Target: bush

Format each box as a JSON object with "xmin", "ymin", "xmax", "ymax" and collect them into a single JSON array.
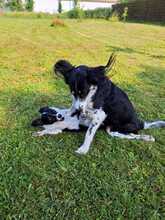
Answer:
[
  {"xmin": 60, "ymin": 7, "xmax": 112, "ymax": 20},
  {"xmin": 5, "ymin": 0, "xmax": 24, "ymax": 11},
  {"xmin": 67, "ymin": 7, "xmax": 84, "ymax": 19},
  {"xmin": 25, "ymin": 0, "xmax": 34, "ymax": 12},
  {"xmin": 84, "ymin": 7, "xmax": 112, "ymax": 19},
  {"xmin": 0, "ymin": 0, "xmax": 5, "ymax": 8}
]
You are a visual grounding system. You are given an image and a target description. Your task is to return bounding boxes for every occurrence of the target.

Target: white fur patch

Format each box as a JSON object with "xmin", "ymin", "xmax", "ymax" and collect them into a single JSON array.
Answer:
[
  {"xmin": 144, "ymin": 121, "xmax": 165, "ymax": 129},
  {"xmin": 75, "ymin": 86, "xmax": 97, "ymax": 114},
  {"xmin": 76, "ymin": 109, "xmax": 106, "ymax": 154},
  {"xmin": 106, "ymin": 127, "xmax": 155, "ymax": 142}
]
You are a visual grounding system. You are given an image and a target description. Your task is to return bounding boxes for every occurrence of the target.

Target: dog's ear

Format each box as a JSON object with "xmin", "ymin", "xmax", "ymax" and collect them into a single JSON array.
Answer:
[
  {"xmin": 54, "ymin": 60, "xmax": 74, "ymax": 84},
  {"xmin": 39, "ymin": 106, "xmax": 49, "ymax": 114},
  {"xmin": 31, "ymin": 118, "xmax": 43, "ymax": 127}
]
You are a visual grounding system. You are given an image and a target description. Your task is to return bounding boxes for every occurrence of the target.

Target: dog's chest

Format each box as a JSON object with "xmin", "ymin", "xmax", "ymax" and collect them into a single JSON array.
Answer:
[{"xmin": 82, "ymin": 101, "xmax": 95, "ymax": 120}]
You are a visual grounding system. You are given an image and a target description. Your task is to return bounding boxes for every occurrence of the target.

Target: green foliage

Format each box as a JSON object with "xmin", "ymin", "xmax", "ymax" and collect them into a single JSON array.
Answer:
[
  {"xmin": 122, "ymin": 6, "xmax": 128, "ymax": 21},
  {"xmin": 61, "ymin": 7, "xmax": 112, "ymax": 19},
  {"xmin": 120, "ymin": 0, "xmax": 131, "ymax": 2},
  {"xmin": 5, "ymin": 0, "xmax": 23, "ymax": 11},
  {"xmin": 67, "ymin": 7, "xmax": 84, "ymax": 19},
  {"xmin": 25, "ymin": 0, "xmax": 34, "ymax": 12},
  {"xmin": 0, "ymin": 0, "xmax": 5, "ymax": 8},
  {"xmin": 84, "ymin": 7, "xmax": 112, "ymax": 19},
  {"xmin": 73, "ymin": 0, "xmax": 79, "ymax": 8}
]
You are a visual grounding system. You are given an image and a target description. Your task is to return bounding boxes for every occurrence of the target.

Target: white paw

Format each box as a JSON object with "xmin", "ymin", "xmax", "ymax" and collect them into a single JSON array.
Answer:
[
  {"xmin": 32, "ymin": 131, "xmax": 44, "ymax": 137},
  {"xmin": 51, "ymin": 129, "xmax": 62, "ymax": 135},
  {"xmin": 75, "ymin": 145, "xmax": 89, "ymax": 155},
  {"xmin": 142, "ymin": 135, "xmax": 155, "ymax": 142}
]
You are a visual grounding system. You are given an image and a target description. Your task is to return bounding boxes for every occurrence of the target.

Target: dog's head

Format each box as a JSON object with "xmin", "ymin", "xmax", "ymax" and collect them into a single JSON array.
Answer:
[
  {"xmin": 31, "ymin": 107, "xmax": 64, "ymax": 127},
  {"xmin": 54, "ymin": 53, "xmax": 116, "ymax": 111}
]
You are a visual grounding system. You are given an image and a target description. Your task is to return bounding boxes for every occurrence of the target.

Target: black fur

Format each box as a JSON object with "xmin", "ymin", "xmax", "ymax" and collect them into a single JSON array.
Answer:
[
  {"xmin": 32, "ymin": 107, "xmax": 64, "ymax": 127},
  {"xmin": 54, "ymin": 55, "xmax": 144, "ymax": 134}
]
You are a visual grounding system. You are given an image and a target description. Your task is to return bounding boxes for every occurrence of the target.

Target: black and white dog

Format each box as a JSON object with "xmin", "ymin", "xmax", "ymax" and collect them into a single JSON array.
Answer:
[
  {"xmin": 51, "ymin": 53, "xmax": 165, "ymax": 154},
  {"xmin": 32, "ymin": 106, "xmax": 91, "ymax": 136}
]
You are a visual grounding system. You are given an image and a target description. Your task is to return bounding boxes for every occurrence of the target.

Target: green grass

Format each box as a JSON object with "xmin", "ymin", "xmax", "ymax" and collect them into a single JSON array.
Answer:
[{"xmin": 0, "ymin": 16, "xmax": 165, "ymax": 219}]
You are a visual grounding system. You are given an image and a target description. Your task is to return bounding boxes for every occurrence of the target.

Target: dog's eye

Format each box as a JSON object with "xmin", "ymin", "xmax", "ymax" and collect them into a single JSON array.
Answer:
[
  {"xmin": 57, "ymin": 114, "xmax": 62, "ymax": 119},
  {"xmin": 78, "ymin": 91, "xmax": 81, "ymax": 95},
  {"xmin": 71, "ymin": 91, "xmax": 75, "ymax": 95}
]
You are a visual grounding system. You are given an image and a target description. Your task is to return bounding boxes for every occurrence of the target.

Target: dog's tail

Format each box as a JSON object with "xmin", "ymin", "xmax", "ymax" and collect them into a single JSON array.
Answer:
[
  {"xmin": 105, "ymin": 53, "xmax": 116, "ymax": 74},
  {"xmin": 143, "ymin": 120, "xmax": 165, "ymax": 129}
]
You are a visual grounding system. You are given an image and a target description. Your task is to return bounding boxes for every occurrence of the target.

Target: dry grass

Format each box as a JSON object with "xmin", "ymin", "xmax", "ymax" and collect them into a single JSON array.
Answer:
[{"xmin": 50, "ymin": 18, "xmax": 66, "ymax": 27}]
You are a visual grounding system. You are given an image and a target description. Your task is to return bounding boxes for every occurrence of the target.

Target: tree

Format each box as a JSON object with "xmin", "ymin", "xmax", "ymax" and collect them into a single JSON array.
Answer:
[
  {"xmin": 25, "ymin": 0, "xmax": 34, "ymax": 11},
  {"xmin": 6, "ymin": 0, "xmax": 23, "ymax": 11},
  {"xmin": 0, "ymin": 0, "xmax": 5, "ymax": 8},
  {"xmin": 73, "ymin": 0, "xmax": 79, "ymax": 8},
  {"xmin": 58, "ymin": 0, "xmax": 62, "ymax": 13}
]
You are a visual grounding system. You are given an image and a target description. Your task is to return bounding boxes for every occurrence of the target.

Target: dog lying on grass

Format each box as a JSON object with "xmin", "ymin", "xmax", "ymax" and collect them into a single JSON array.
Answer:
[
  {"xmin": 32, "ymin": 106, "xmax": 161, "ymax": 153},
  {"xmin": 32, "ymin": 107, "xmax": 81, "ymax": 136}
]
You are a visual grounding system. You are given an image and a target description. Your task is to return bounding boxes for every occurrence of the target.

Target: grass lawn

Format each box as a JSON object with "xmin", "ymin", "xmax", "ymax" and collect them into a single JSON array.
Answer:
[{"xmin": 0, "ymin": 16, "xmax": 165, "ymax": 219}]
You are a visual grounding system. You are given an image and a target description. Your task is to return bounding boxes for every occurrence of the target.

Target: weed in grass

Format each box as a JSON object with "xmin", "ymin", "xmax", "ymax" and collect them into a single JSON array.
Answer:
[{"xmin": 109, "ymin": 12, "xmax": 120, "ymax": 22}]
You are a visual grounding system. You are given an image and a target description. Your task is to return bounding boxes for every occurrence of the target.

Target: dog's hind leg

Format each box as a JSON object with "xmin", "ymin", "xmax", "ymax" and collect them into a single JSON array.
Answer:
[
  {"xmin": 106, "ymin": 127, "xmax": 155, "ymax": 142},
  {"xmin": 144, "ymin": 121, "xmax": 165, "ymax": 129}
]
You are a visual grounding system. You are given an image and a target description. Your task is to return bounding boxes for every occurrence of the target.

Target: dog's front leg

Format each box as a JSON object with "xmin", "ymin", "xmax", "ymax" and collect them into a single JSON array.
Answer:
[
  {"xmin": 75, "ymin": 110, "xmax": 106, "ymax": 155},
  {"xmin": 33, "ymin": 128, "xmax": 62, "ymax": 137}
]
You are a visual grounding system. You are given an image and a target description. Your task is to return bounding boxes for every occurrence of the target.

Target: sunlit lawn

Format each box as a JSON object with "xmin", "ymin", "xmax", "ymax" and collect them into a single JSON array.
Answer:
[{"xmin": 0, "ymin": 16, "xmax": 165, "ymax": 219}]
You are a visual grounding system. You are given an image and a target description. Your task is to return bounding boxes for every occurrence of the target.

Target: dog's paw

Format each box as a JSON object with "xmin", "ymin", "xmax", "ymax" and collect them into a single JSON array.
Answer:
[
  {"xmin": 32, "ymin": 131, "xmax": 44, "ymax": 137},
  {"xmin": 75, "ymin": 145, "xmax": 89, "ymax": 155},
  {"xmin": 141, "ymin": 135, "xmax": 155, "ymax": 142},
  {"xmin": 51, "ymin": 129, "xmax": 62, "ymax": 135}
]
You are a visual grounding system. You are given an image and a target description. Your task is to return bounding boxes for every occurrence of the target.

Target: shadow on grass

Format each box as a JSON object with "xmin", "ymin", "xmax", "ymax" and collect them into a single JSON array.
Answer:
[
  {"xmin": 125, "ymin": 20, "xmax": 165, "ymax": 28},
  {"xmin": 106, "ymin": 45, "xmax": 165, "ymax": 59},
  {"xmin": 0, "ymin": 88, "xmax": 87, "ymax": 151},
  {"xmin": 0, "ymin": 89, "xmax": 70, "ymax": 128},
  {"xmin": 137, "ymin": 65, "xmax": 165, "ymax": 90}
]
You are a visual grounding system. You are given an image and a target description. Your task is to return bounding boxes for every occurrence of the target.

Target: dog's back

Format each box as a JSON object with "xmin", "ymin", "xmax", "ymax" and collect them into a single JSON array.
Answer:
[{"xmin": 93, "ymin": 80, "xmax": 144, "ymax": 133}]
